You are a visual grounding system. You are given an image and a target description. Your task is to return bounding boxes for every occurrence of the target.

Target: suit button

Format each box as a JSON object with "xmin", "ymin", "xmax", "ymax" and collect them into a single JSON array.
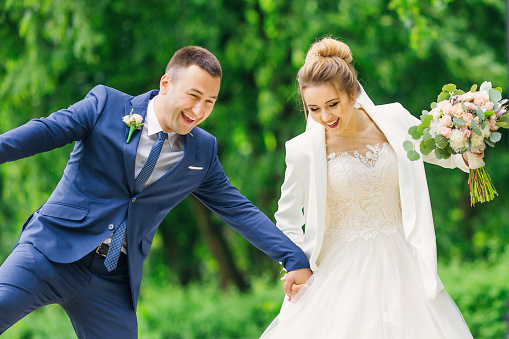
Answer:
[
  {"xmin": 108, "ymin": 223, "xmax": 114, "ymax": 230},
  {"xmin": 131, "ymin": 198, "xmax": 137, "ymax": 203}
]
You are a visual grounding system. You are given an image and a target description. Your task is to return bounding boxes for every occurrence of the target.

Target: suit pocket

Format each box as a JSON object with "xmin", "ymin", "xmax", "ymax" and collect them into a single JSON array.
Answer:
[
  {"xmin": 39, "ymin": 202, "xmax": 89, "ymax": 221},
  {"xmin": 141, "ymin": 236, "xmax": 152, "ymax": 256}
]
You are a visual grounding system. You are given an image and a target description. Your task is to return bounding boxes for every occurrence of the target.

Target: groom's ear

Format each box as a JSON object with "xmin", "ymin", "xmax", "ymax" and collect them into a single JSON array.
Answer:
[{"xmin": 159, "ymin": 74, "xmax": 173, "ymax": 95}]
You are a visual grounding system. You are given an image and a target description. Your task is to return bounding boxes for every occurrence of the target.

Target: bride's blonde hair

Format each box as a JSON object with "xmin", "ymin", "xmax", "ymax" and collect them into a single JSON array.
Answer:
[{"xmin": 297, "ymin": 37, "xmax": 360, "ymax": 106}]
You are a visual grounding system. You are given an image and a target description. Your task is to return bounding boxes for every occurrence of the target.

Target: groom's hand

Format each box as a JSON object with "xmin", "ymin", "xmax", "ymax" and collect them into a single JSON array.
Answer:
[{"xmin": 282, "ymin": 268, "xmax": 312, "ymax": 301}]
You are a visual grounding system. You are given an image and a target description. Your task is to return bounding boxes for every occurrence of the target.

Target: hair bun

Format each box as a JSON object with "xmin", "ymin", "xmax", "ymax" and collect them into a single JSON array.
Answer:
[{"xmin": 307, "ymin": 37, "xmax": 353, "ymax": 63}]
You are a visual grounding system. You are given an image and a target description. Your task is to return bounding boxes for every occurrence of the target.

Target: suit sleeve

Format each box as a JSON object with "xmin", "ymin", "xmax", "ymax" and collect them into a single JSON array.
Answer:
[
  {"xmin": 0, "ymin": 85, "xmax": 107, "ymax": 164},
  {"xmin": 192, "ymin": 138, "xmax": 310, "ymax": 272},
  {"xmin": 274, "ymin": 140, "xmax": 306, "ymax": 249},
  {"xmin": 404, "ymin": 104, "xmax": 469, "ymax": 173}
]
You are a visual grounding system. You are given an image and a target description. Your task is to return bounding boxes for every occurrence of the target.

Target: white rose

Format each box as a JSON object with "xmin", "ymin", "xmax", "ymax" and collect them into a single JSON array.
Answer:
[
  {"xmin": 481, "ymin": 124, "xmax": 491, "ymax": 138},
  {"xmin": 470, "ymin": 133, "xmax": 484, "ymax": 147},
  {"xmin": 449, "ymin": 129, "xmax": 467, "ymax": 152},
  {"xmin": 429, "ymin": 120, "xmax": 441, "ymax": 138}
]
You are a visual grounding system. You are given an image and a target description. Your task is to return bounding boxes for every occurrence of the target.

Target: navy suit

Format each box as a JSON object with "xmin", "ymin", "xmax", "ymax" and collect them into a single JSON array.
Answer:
[{"xmin": 0, "ymin": 85, "xmax": 309, "ymax": 337}]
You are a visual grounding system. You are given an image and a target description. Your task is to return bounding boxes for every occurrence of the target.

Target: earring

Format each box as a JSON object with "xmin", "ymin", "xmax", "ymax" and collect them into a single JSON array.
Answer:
[{"xmin": 353, "ymin": 100, "xmax": 361, "ymax": 109}]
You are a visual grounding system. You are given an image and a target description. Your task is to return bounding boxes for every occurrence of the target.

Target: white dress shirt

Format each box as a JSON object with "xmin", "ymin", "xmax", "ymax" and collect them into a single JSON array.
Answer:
[{"xmin": 102, "ymin": 96, "xmax": 184, "ymax": 253}]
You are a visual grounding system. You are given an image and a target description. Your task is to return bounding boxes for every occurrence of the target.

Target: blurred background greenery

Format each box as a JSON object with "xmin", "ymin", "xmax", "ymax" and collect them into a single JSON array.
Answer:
[{"xmin": 0, "ymin": 0, "xmax": 507, "ymax": 338}]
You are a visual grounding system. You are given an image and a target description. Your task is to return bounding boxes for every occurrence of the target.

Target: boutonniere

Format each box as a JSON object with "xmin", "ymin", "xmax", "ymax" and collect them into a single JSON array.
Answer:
[{"xmin": 122, "ymin": 109, "xmax": 144, "ymax": 143}]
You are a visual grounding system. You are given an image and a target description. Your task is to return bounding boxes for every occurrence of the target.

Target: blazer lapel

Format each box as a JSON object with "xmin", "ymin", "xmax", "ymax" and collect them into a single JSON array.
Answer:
[{"xmin": 123, "ymin": 90, "xmax": 158, "ymax": 195}]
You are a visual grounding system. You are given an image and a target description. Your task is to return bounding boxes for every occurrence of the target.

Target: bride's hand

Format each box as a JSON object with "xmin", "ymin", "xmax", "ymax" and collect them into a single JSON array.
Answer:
[{"xmin": 281, "ymin": 268, "xmax": 313, "ymax": 301}]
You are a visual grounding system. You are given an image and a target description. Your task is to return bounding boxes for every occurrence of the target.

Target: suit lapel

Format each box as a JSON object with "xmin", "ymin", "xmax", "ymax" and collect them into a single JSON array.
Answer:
[{"xmin": 123, "ymin": 90, "xmax": 158, "ymax": 195}]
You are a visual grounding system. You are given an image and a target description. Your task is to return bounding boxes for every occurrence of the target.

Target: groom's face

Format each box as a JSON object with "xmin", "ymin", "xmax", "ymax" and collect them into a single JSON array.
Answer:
[{"xmin": 155, "ymin": 64, "xmax": 221, "ymax": 135}]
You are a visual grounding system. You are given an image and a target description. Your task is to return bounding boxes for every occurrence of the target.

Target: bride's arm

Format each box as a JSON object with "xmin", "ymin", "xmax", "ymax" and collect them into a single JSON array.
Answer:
[
  {"xmin": 405, "ymin": 109, "xmax": 470, "ymax": 173},
  {"xmin": 274, "ymin": 140, "xmax": 306, "ymax": 249}
]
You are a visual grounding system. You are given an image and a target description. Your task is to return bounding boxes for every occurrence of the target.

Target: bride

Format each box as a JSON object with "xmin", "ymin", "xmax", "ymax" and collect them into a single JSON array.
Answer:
[{"xmin": 261, "ymin": 37, "xmax": 475, "ymax": 338}]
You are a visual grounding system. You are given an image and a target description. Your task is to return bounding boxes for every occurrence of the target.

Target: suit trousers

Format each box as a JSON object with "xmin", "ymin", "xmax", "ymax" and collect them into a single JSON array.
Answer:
[{"xmin": 0, "ymin": 243, "xmax": 137, "ymax": 338}]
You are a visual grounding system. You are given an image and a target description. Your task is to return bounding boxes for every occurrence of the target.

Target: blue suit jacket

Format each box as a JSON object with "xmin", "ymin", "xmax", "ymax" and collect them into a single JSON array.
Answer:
[{"xmin": 0, "ymin": 85, "xmax": 309, "ymax": 309}]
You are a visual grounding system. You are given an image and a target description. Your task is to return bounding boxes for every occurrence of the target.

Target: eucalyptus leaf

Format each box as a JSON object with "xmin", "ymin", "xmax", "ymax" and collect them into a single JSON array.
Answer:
[
  {"xmin": 499, "ymin": 99, "xmax": 508, "ymax": 105},
  {"xmin": 498, "ymin": 115, "xmax": 509, "ymax": 123},
  {"xmin": 434, "ymin": 150, "xmax": 443, "ymax": 159},
  {"xmin": 460, "ymin": 101, "xmax": 468, "ymax": 113},
  {"xmin": 481, "ymin": 120, "xmax": 486, "ymax": 129},
  {"xmin": 485, "ymin": 139, "xmax": 495, "ymax": 147},
  {"xmin": 480, "ymin": 81, "xmax": 492, "ymax": 93},
  {"xmin": 489, "ymin": 88, "xmax": 502, "ymax": 103},
  {"xmin": 407, "ymin": 150, "xmax": 420, "ymax": 161},
  {"xmin": 446, "ymin": 145, "xmax": 455, "ymax": 154},
  {"xmin": 471, "ymin": 121, "xmax": 482, "ymax": 136},
  {"xmin": 442, "ymin": 83, "xmax": 456, "ymax": 92},
  {"xmin": 424, "ymin": 137, "xmax": 435, "ymax": 148},
  {"xmin": 437, "ymin": 91, "xmax": 450, "ymax": 102},
  {"xmin": 403, "ymin": 140, "xmax": 414, "ymax": 151},
  {"xmin": 490, "ymin": 132, "xmax": 502, "ymax": 142},
  {"xmin": 438, "ymin": 137, "xmax": 449, "ymax": 148},
  {"xmin": 476, "ymin": 105, "xmax": 485, "ymax": 121},
  {"xmin": 412, "ymin": 131, "xmax": 421, "ymax": 140},
  {"xmin": 421, "ymin": 147, "xmax": 432, "ymax": 155},
  {"xmin": 430, "ymin": 102, "xmax": 437, "ymax": 109},
  {"xmin": 453, "ymin": 90, "xmax": 465, "ymax": 96},
  {"xmin": 495, "ymin": 87, "xmax": 503, "ymax": 93},
  {"xmin": 408, "ymin": 126, "xmax": 418, "ymax": 135},
  {"xmin": 470, "ymin": 84, "xmax": 478, "ymax": 92},
  {"xmin": 493, "ymin": 101, "xmax": 500, "ymax": 111},
  {"xmin": 496, "ymin": 121, "xmax": 508, "ymax": 128},
  {"xmin": 435, "ymin": 134, "xmax": 444, "ymax": 143},
  {"xmin": 453, "ymin": 117, "xmax": 466, "ymax": 125},
  {"xmin": 421, "ymin": 114, "xmax": 433, "ymax": 128}
]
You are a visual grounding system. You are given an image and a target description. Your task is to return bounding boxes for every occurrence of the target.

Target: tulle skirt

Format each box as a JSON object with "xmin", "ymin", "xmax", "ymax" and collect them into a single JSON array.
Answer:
[{"xmin": 261, "ymin": 230, "xmax": 473, "ymax": 339}]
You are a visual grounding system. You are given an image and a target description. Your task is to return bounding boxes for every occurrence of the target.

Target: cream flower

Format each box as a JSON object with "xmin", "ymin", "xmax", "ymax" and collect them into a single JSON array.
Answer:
[{"xmin": 449, "ymin": 129, "xmax": 467, "ymax": 152}]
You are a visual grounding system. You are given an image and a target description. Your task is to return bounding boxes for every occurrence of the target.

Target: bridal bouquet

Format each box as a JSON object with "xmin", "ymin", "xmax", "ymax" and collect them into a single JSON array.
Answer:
[{"xmin": 403, "ymin": 81, "xmax": 508, "ymax": 206}]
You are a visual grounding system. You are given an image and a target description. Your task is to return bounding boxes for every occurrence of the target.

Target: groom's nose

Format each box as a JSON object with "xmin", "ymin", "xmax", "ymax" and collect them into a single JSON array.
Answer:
[{"xmin": 192, "ymin": 100, "xmax": 204, "ymax": 117}]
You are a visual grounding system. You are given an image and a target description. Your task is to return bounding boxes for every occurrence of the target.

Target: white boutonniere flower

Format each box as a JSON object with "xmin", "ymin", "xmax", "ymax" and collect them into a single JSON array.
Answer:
[{"xmin": 123, "ymin": 109, "xmax": 144, "ymax": 143}]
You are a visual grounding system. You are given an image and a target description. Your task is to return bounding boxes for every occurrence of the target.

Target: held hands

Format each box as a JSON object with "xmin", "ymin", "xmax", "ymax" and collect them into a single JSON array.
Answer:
[{"xmin": 282, "ymin": 268, "xmax": 313, "ymax": 301}]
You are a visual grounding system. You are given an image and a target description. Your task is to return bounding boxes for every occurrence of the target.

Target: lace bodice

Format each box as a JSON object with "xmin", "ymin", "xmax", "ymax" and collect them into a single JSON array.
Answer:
[{"xmin": 325, "ymin": 143, "xmax": 403, "ymax": 241}]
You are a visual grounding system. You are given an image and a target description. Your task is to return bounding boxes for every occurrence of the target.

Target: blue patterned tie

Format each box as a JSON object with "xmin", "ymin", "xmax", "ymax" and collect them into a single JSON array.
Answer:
[{"xmin": 104, "ymin": 131, "xmax": 168, "ymax": 271}]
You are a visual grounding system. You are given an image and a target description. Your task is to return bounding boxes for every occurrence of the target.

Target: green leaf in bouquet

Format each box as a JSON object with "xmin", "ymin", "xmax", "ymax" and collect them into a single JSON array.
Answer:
[
  {"xmin": 495, "ymin": 87, "xmax": 502, "ymax": 93},
  {"xmin": 424, "ymin": 137, "xmax": 436, "ymax": 149},
  {"xmin": 403, "ymin": 140, "xmax": 414, "ymax": 151},
  {"xmin": 420, "ymin": 110, "xmax": 430, "ymax": 120},
  {"xmin": 420, "ymin": 146, "xmax": 432, "ymax": 156},
  {"xmin": 480, "ymin": 81, "xmax": 492, "ymax": 93},
  {"xmin": 490, "ymin": 131, "xmax": 502, "ymax": 142},
  {"xmin": 436, "ymin": 145, "xmax": 451, "ymax": 159},
  {"xmin": 453, "ymin": 117, "xmax": 466, "ymax": 125},
  {"xmin": 489, "ymin": 88, "xmax": 502, "ymax": 103},
  {"xmin": 495, "ymin": 121, "xmax": 507, "ymax": 128},
  {"xmin": 435, "ymin": 150, "xmax": 443, "ymax": 159},
  {"xmin": 461, "ymin": 101, "xmax": 468, "ymax": 113},
  {"xmin": 498, "ymin": 115, "xmax": 509, "ymax": 123},
  {"xmin": 421, "ymin": 114, "xmax": 433, "ymax": 128},
  {"xmin": 437, "ymin": 91, "xmax": 451, "ymax": 102},
  {"xmin": 422, "ymin": 128, "xmax": 431, "ymax": 141},
  {"xmin": 453, "ymin": 90, "xmax": 465, "ymax": 96},
  {"xmin": 471, "ymin": 121, "xmax": 482, "ymax": 136},
  {"xmin": 437, "ymin": 136, "xmax": 449, "ymax": 148},
  {"xmin": 408, "ymin": 125, "xmax": 421, "ymax": 140},
  {"xmin": 446, "ymin": 145, "xmax": 455, "ymax": 154},
  {"xmin": 481, "ymin": 120, "xmax": 486, "ymax": 129},
  {"xmin": 407, "ymin": 150, "xmax": 420, "ymax": 161},
  {"xmin": 499, "ymin": 99, "xmax": 508, "ymax": 105},
  {"xmin": 470, "ymin": 84, "xmax": 478, "ymax": 92},
  {"xmin": 430, "ymin": 102, "xmax": 437, "ymax": 109},
  {"xmin": 442, "ymin": 84, "xmax": 457, "ymax": 92},
  {"xmin": 484, "ymin": 110, "xmax": 495, "ymax": 118},
  {"xmin": 476, "ymin": 105, "xmax": 486, "ymax": 121},
  {"xmin": 485, "ymin": 139, "xmax": 495, "ymax": 147}
]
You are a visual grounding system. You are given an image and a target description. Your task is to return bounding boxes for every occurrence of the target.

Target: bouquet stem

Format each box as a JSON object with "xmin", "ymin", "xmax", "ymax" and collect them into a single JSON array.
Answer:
[{"xmin": 469, "ymin": 166, "xmax": 498, "ymax": 206}]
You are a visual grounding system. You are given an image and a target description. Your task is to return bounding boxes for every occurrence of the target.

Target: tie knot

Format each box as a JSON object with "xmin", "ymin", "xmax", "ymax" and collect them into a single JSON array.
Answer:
[{"xmin": 158, "ymin": 131, "xmax": 168, "ymax": 141}]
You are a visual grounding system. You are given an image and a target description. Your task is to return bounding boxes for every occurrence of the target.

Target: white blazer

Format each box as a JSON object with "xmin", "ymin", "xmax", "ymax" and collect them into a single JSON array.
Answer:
[{"xmin": 275, "ymin": 102, "xmax": 469, "ymax": 299}]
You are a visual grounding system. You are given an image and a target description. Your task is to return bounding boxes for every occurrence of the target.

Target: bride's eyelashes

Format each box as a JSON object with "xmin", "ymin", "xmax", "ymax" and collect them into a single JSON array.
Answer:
[{"xmin": 308, "ymin": 102, "xmax": 340, "ymax": 112}]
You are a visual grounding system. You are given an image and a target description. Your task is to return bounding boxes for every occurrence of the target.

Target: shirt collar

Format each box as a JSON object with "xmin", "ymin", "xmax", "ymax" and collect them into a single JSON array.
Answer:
[{"xmin": 147, "ymin": 97, "xmax": 180, "ymax": 147}]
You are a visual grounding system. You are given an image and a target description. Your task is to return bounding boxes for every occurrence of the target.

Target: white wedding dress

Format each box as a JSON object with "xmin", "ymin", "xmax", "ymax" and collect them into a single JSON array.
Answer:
[{"xmin": 261, "ymin": 139, "xmax": 473, "ymax": 338}]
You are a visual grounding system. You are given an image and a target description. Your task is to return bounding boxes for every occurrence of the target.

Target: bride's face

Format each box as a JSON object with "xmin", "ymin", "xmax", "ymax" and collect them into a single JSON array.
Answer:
[{"xmin": 302, "ymin": 83, "xmax": 355, "ymax": 135}]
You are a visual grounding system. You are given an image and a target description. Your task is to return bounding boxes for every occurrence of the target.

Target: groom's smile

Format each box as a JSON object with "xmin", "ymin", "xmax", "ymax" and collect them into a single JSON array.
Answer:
[{"xmin": 155, "ymin": 64, "xmax": 221, "ymax": 135}]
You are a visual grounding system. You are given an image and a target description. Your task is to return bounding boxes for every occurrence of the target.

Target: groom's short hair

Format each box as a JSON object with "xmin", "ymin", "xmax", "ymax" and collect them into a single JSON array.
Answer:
[{"xmin": 166, "ymin": 46, "xmax": 222, "ymax": 81}]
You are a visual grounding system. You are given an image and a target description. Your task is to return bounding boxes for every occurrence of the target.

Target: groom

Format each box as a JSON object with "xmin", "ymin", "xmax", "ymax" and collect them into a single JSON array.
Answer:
[{"xmin": 0, "ymin": 46, "xmax": 311, "ymax": 337}]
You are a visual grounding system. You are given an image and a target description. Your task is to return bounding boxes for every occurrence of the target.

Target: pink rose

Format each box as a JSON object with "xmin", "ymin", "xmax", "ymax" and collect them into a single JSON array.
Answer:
[
  {"xmin": 484, "ymin": 101, "xmax": 494, "ymax": 111},
  {"xmin": 131, "ymin": 114, "xmax": 144, "ymax": 123},
  {"xmin": 489, "ymin": 118, "xmax": 499, "ymax": 131},
  {"xmin": 440, "ymin": 126, "xmax": 452, "ymax": 137},
  {"xmin": 452, "ymin": 104, "xmax": 464, "ymax": 117},
  {"xmin": 462, "ymin": 129, "xmax": 471, "ymax": 141},
  {"xmin": 465, "ymin": 102, "xmax": 476, "ymax": 111},
  {"xmin": 440, "ymin": 114, "xmax": 452, "ymax": 127},
  {"xmin": 460, "ymin": 92, "xmax": 474, "ymax": 102},
  {"xmin": 463, "ymin": 113, "xmax": 474, "ymax": 124},
  {"xmin": 473, "ymin": 95, "xmax": 484, "ymax": 106}
]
